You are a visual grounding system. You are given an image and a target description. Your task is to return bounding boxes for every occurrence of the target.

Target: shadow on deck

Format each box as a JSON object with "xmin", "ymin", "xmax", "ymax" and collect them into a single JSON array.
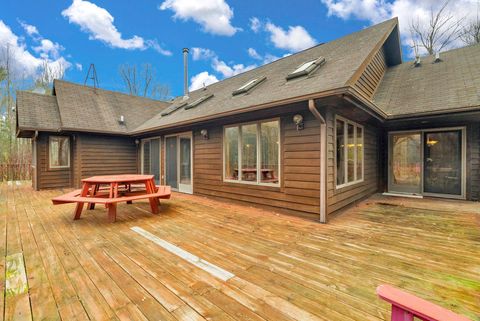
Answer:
[{"xmin": 0, "ymin": 181, "xmax": 479, "ymax": 320}]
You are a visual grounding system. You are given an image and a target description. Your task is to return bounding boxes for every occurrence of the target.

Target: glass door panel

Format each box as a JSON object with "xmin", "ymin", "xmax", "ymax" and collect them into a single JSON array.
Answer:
[
  {"xmin": 165, "ymin": 136, "xmax": 178, "ymax": 189},
  {"xmin": 388, "ymin": 133, "xmax": 422, "ymax": 194},
  {"xmin": 424, "ymin": 130, "xmax": 462, "ymax": 196},
  {"xmin": 150, "ymin": 139, "xmax": 160, "ymax": 184},
  {"xmin": 179, "ymin": 137, "xmax": 192, "ymax": 193}
]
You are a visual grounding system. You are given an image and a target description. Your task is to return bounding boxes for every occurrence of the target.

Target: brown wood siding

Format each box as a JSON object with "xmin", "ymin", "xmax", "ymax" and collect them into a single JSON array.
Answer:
[
  {"xmin": 326, "ymin": 109, "xmax": 381, "ymax": 214},
  {"xmin": 75, "ymin": 134, "xmax": 138, "ymax": 187},
  {"xmin": 192, "ymin": 111, "xmax": 321, "ymax": 219},
  {"xmin": 466, "ymin": 123, "xmax": 480, "ymax": 201},
  {"xmin": 353, "ymin": 47, "xmax": 387, "ymax": 99},
  {"xmin": 36, "ymin": 133, "xmax": 72, "ymax": 189}
]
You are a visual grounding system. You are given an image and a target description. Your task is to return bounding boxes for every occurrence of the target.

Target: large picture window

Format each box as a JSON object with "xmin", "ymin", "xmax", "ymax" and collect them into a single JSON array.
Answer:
[
  {"xmin": 224, "ymin": 120, "xmax": 280, "ymax": 186},
  {"xmin": 335, "ymin": 116, "xmax": 363, "ymax": 187},
  {"xmin": 49, "ymin": 136, "xmax": 70, "ymax": 169}
]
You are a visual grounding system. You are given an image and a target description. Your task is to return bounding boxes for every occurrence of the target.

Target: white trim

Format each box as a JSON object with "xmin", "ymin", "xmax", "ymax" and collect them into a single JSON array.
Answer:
[
  {"xmin": 140, "ymin": 136, "xmax": 162, "ymax": 175},
  {"xmin": 334, "ymin": 115, "xmax": 364, "ymax": 189},
  {"xmin": 131, "ymin": 227, "xmax": 234, "ymax": 281},
  {"xmin": 48, "ymin": 136, "xmax": 70, "ymax": 169},
  {"xmin": 223, "ymin": 118, "xmax": 281, "ymax": 187}
]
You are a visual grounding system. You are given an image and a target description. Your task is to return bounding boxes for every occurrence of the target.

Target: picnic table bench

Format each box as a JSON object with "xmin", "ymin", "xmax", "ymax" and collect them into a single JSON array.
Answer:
[
  {"xmin": 52, "ymin": 174, "xmax": 171, "ymax": 222},
  {"xmin": 377, "ymin": 284, "xmax": 471, "ymax": 321}
]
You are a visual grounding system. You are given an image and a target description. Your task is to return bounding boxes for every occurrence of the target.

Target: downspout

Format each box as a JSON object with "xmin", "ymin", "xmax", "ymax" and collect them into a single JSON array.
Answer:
[{"xmin": 308, "ymin": 99, "xmax": 327, "ymax": 223}]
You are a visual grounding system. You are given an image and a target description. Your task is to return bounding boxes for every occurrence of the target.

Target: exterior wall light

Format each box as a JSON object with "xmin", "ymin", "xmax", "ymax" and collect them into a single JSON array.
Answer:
[
  {"xmin": 200, "ymin": 129, "xmax": 209, "ymax": 140},
  {"xmin": 293, "ymin": 114, "xmax": 304, "ymax": 131},
  {"xmin": 135, "ymin": 139, "xmax": 140, "ymax": 145}
]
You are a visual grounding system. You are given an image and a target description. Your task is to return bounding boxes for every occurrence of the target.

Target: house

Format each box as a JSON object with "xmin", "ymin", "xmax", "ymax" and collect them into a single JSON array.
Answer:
[{"xmin": 16, "ymin": 18, "xmax": 480, "ymax": 222}]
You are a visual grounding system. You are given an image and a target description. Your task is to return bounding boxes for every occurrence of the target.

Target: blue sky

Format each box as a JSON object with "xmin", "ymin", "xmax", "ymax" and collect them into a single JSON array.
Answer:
[{"xmin": 0, "ymin": 0, "xmax": 475, "ymax": 97}]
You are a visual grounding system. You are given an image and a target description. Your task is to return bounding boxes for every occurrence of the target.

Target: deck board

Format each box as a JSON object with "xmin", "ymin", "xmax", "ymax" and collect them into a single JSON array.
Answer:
[{"xmin": 0, "ymin": 182, "xmax": 479, "ymax": 320}]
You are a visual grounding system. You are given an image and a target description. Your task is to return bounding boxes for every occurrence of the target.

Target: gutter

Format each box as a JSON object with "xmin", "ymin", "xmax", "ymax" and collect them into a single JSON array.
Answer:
[
  {"xmin": 131, "ymin": 87, "xmax": 351, "ymax": 135},
  {"xmin": 308, "ymin": 99, "xmax": 327, "ymax": 223}
]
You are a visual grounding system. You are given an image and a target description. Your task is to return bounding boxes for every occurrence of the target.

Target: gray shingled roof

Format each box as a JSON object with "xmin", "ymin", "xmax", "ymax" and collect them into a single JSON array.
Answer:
[
  {"xmin": 374, "ymin": 44, "xmax": 480, "ymax": 117},
  {"xmin": 134, "ymin": 18, "xmax": 398, "ymax": 133},
  {"xmin": 16, "ymin": 91, "xmax": 62, "ymax": 131},
  {"xmin": 53, "ymin": 80, "xmax": 171, "ymax": 134}
]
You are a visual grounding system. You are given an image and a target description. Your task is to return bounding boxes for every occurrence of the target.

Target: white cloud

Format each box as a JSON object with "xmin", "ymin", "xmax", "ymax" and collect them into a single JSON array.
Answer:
[
  {"xmin": 189, "ymin": 71, "xmax": 219, "ymax": 91},
  {"xmin": 212, "ymin": 57, "xmax": 256, "ymax": 78},
  {"xmin": 247, "ymin": 47, "xmax": 261, "ymax": 60},
  {"xmin": 159, "ymin": 0, "xmax": 239, "ymax": 36},
  {"xmin": 191, "ymin": 47, "xmax": 215, "ymax": 60},
  {"xmin": 146, "ymin": 39, "xmax": 172, "ymax": 56},
  {"xmin": 249, "ymin": 17, "xmax": 261, "ymax": 33},
  {"xmin": 75, "ymin": 63, "xmax": 83, "ymax": 71},
  {"xmin": 321, "ymin": 0, "xmax": 478, "ymax": 56},
  {"xmin": 18, "ymin": 20, "xmax": 39, "ymax": 37},
  {"xmin": 0, "ymin": 20, "xmax": 70, "ymax": 78},
  {"xmin": 265, "ymin": 22, "xmax": 317, "ymax": 52},
  {"xmin": 33, "ymin": 39, "xmax": 63, "ymax": 59},
  {"xmin": 62, "ymin": 0, "xmax": 171, "ymax": 55}
]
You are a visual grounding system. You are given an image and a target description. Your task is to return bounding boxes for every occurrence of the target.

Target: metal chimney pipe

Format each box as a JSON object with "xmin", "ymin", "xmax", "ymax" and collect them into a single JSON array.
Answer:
[{"xmin": 183, "ymin": 48, "xmax": 189, "ymax": 97}]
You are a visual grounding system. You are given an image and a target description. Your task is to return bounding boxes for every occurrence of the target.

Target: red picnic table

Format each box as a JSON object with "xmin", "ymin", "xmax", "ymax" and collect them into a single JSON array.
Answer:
[{"xmin": 52, "ymin": 174, "xmax": 171, "ymax": 222}]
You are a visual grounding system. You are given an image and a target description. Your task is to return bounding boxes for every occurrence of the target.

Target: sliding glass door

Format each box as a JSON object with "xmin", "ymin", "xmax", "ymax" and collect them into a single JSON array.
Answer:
[
  {"xmin": 165, "ymin": 133, "xmax": 193, "ymax": 194},
  {"xmin": 424, "ymin": 130, "xmax": 463, "ymax": 196},
  {"xmin": 388, "ymin": 133, "xmax": 422, "ymax": 194},
  {"xmin": 388, "ymin": 128, "xmax": 465, "ymax": 198},
  {"xmin": 141, "ymin": 138, "xmax": 161, "ymax": 184}
]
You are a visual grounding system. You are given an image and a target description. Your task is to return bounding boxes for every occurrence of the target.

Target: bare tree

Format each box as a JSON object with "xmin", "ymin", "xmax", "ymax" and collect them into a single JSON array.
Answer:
[
  {"xmin": 119, "ymin": 63, "xmax": 170, "ymax": 100},
  {"xmin": 460, "ymin": 9, "xmax": 480, "ymax": 45},
  {"xmin": 34, "ymin": 59, "xmax": 65, "ymax": 93},
  {"xmin": 410, "ymin": 0, "xmax": 463, "ymax": 55}
]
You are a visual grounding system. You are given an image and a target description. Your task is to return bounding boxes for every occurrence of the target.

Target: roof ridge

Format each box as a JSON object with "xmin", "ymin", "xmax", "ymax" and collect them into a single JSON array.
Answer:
[{"xmin": 53, "ymin": 79, "xmax": 172, "ymax": 105}]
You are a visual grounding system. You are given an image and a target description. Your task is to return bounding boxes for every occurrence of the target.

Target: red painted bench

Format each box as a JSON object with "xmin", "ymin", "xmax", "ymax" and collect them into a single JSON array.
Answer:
[{"xmin": 376, "ymin": 285, "xmax": 472, "ymax": 321}]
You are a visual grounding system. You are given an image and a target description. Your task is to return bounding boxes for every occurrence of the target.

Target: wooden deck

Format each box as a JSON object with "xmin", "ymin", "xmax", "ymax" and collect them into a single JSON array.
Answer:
[{"xmin": 1, "ymin": 182, "xmax": 479, "ymax": 321}]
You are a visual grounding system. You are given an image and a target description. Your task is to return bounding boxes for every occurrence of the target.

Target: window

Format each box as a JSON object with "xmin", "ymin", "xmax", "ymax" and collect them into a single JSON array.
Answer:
[
  {"xmin": 335, "ymin": 116, "xmax": 363, "ymax": 187},
  {"xmin": 286, "ymin": 56, "xmax": 325, "ymax": 80},
  {"xmin": 184, "ymin": 93, "xmax": 214, "ymax": 110},
  {"xmin": 232, "ymin": 76, "xmax": 266, "ymax": 96},
  {"xmin": 49, "ymin": 136, "xmax": 70, "ymax": 169},
  {"xmin": 224, "ymin": 120, "xmax": 280, "ymax": 186}
]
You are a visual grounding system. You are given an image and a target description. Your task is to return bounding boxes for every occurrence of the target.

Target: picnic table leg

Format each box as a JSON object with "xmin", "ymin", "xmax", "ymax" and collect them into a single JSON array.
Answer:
[
  {"xmin": 107, "ymin": 203, "xmax": 117, "ymax": 223},
  {"xmin": 145, "ymin": 179, "xmax": 159, "ymax": 214},
  {"xmin": 74, "ymin": 182, "xmax": 90, "ymax": 220},
  {"xmin": 391, "ymin": 305, "xmax": 414, "ymax": 321},
  {"xmin": 88, "ymin": 184, "xmax": 99, "ymax": 210}
]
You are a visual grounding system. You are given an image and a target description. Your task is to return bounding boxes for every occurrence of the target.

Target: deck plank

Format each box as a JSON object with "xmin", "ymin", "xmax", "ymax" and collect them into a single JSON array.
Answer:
[{"xmin": 1, "ymin": 182, "xmax": 479, "ymax": 321}]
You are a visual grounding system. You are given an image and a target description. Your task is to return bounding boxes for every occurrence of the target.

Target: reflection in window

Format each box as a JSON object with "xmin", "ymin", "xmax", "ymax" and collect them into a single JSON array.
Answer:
[
  {"xmin": 335, "ymin": 117, "xmax": 363, "ymax": 187},
  {"xmin": 224, "ymin": 127, "xmax": 239, "ymax": 180},
  {"xmin": 261, "ymin": 121, "xmax": 279, "ymax": 184},
  {"xmin": 336, "ymin": 119, "xmax": 345, "ymax": 186},
  {"xmin": 241, "ymin": 124, "xmax": 257, "ymax": 181},
  {"xmin": 224, "ymin": 120, "xmax": 280, "ymax": 185},
  {"xmin": 356, "ymin": 127, "xmax": 363, "ymax": 181},
  {"xmin": 49, "ymin": 136, "xmax": 70, "ymax": 168}
]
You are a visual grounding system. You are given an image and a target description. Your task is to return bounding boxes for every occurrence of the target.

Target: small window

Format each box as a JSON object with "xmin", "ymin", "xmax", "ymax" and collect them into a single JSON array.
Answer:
[
  {"xmin": 161, "ymin": 102, "xmax": 187, "ymax": 116},
  {"xmin": 49, "ymin": 136, "xmax": 70, "ymax": 169},
  {"xmin": 335, "ymin": 116, "xmax": 363, "ymax": 188},
  {"xmin": 224, "ymin": 119, "xmax": 280, "ymax": 186},
  {"xmin": 232, "ymin": 76, "xmax": 266, "ymax": 96},
  {"xmin": 184, "ymin": 93, "xmax": 214, "ymax": 110},
  {"xmin": 286, "ymin": 56, "xmax": 325, "ymax": 80}
]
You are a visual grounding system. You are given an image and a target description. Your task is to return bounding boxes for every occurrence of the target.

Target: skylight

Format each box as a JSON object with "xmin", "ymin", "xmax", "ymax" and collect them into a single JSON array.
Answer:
[
  {"xmin": 232, "ymin": 76, "xmax": 266, "ymax": 96},
  {"xmin": 160, "ymin": 101, "xmax": 187, "ymax": 116},
  {"xmin": 286, "ymin": 56, "xmax": 326, "ymax": 80},
  {"xmin": 184, "ymin": 93, "xmax": 214, "ymax": 110}
]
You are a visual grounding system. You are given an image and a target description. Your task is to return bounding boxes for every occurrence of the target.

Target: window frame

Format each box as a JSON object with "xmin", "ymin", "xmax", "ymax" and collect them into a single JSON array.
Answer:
[
  {"xmin": 141, "ymin": 136, "xmax": 162, "ymax": 175},
  {"xmin": 223, "ymin": 118, "xmax": 281, "ymax": 187},
  {"xmin": 334, "ymin": 115, "xmax": 364, "ymax": 189},
  {"xmin": 48, "ymin": 135, "xmax": 70, "ymax": 169}
]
